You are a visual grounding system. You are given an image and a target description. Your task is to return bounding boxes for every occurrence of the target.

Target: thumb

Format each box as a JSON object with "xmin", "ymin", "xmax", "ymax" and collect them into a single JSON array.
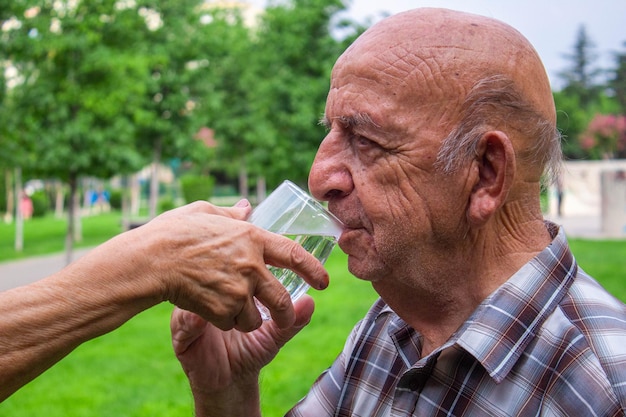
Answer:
[
  {"xmin": 230, "ymin": 199, "xmax": 252, "ymax": 220},
  {"xmin": 171, "ymin": 308, "xmax": 208, "ymax": 355},
  {"xmin": 201, "ymin": 199, "xmax": 252, "ymax": 221},
  {"xmin": 270, "ymin": 295, "xmax": 315, "ymax": 346}
]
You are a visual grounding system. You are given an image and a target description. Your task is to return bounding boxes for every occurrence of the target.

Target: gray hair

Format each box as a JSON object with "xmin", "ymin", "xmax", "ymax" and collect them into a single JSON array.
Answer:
[{"xmin": 435, "ymin": 75, "xmax": 562, "ymax": 185}]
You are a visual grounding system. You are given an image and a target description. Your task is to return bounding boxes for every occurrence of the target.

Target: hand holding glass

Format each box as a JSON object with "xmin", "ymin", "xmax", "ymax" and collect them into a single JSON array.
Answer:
[{"xmin": 248, "ymin": 180, "xmax": 343, "ymax": 320}]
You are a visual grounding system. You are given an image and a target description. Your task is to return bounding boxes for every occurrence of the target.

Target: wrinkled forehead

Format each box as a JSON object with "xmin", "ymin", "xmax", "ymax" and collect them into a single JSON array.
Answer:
[
  {"xmin": 331, "ymin": 8, "xmax": 555, "ymax": 124},
  {"xmin": 337, "ymin": 8, "xmax": 532, "ymax": 72}
]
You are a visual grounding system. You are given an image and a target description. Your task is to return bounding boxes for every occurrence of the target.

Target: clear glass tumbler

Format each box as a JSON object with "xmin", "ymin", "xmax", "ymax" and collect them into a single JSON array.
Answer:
[{"xmin": 248, "ymin": 180, "xmax": 343, "ymax": 320}]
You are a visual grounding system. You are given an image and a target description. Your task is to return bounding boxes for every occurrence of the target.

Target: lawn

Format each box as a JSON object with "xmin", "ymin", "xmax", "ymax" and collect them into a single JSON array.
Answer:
[
  {"xmin": 568, "ymin": 238, "xmax": 626, "ymax": 298},
  {"xmin": 0, "ymin": 213, "xmax": 624, "ymax": 416},
  {"xmin": 0, "ymin": 212, "xmax": 125, "ymax": 262}
]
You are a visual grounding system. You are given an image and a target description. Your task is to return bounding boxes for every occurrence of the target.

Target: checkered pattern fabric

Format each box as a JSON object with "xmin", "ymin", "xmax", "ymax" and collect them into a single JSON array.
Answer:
[{"xmin": 287, "ymin": 223, "xmax": 626, "ymax": 417}]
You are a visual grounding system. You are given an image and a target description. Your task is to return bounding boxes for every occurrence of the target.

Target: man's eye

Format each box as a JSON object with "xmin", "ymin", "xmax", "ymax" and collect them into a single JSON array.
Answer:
[{"xmin": 353, "ymin": 134, "xmax": 376, "ymax": 148}]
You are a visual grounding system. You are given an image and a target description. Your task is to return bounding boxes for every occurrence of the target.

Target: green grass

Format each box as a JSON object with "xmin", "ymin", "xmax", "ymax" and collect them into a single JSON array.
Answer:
[
  {"xmin": 0, "ymin": 213, "xmax": 623, "ymax": 416},
  {"xmin": 568, "ymin": 238, "xmax": 626, "ymax": 299},
  {"xmin": 0, "ymin": 212, "xmax": 124, "ymax": 262}
]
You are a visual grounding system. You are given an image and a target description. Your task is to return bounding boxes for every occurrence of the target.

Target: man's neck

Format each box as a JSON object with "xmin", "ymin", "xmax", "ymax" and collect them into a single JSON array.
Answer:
[{"xmin": 374, "ymin": 212, "xmax": 552, "ymax": 357}]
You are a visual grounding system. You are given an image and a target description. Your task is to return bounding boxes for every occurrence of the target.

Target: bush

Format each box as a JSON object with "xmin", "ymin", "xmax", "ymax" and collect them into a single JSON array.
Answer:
[
  {"xmin": 159, "ymin": 196, "xmax": 177, "ymax": 213},
  {"xmin": 30, "ymin": 190, "xmax": 49, "ymax": 218},
  {"xmin": 109, "ymin": 189, "xmax": 123, "ymax": 210},
  {"xmin": 180, "ymin": 174, "xmax": 215, "ymax": 203}
]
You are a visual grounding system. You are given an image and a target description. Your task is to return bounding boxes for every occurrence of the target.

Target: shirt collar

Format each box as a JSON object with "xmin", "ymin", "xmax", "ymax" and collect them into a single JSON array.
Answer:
[
  {"xmin": 377, "ymin": 221, "xmax": 578, "ymax": 380},
  {"xmin": 455, "ymin": 221, "xmax": 578, "ymax": 382}
]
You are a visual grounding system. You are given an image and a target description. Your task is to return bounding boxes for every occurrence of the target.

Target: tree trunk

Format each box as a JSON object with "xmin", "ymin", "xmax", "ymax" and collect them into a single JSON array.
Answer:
[
  {"xmin": 83, "ymin": 177, "xmax": 92, "ymax": 214},
  {"xmin": 74, "ymin": 179, "xmax": 82, "ymax": 243},
  {"xmin": 238, "ymin": 162, "xmax": 248, "ymax": 200},
  {"xmin": 121, "ymin": 175, "xmax": 130, "ymax": 230},
  {"xmin": 14, "ymin": 167, "xmax": 23, "ymax": 252},
  {"xmin": 54, "ymin": 180, "xmax": 64, "ymax": 219},
  {"xmin": 256, "ymin": 175, "xmax": 266, "ymax": 204},
  {"xmin": 5, "ymin": 169, "xmax": 14, "ymax": 223},
  {"xmin": 65, "ymin": 175, "xmax": 79, "ymax": 265},
  {"xmin": 149, "ymin": 139, "xmax": 162, "ymax": 219},
  {"xmin": 130, "ymin": 173, "xmax": 141, "ymax": 216}
]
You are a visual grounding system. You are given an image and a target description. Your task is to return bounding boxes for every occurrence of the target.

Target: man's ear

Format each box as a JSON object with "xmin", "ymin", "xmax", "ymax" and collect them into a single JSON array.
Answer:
[{"xmin": 467, "ymin": 131, "xmax": 515, "ymax": 227}]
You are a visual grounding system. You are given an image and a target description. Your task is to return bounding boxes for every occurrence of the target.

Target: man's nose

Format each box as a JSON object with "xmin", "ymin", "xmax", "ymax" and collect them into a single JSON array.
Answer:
[{"xmin": 308, "ymin": 133, "xmax": 353, "ymax": 202}]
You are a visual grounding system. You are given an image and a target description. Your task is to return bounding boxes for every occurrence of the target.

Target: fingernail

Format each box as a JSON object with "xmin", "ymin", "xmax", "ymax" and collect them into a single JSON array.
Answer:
[
  {"xmin": 235, "ymin": 199, "xmax": 250, "ymax": 208},
  {"xmin": 318, "ymin": 277, "xmax": 329, "ymax": 290}
]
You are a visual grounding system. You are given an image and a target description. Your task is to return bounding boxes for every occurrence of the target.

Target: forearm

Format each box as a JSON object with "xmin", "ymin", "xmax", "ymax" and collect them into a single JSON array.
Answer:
[{"xmin": 0, "ymin": 232, "xmax": 162, "ymax": 401}]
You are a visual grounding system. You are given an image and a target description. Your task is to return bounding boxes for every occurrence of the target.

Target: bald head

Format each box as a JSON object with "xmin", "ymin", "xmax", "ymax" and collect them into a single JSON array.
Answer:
[
  {"xmin": 333, "ymin": 8, "xmax": 560, "ymax": 178},
  {"xmin": 338, "ymin": 8, "xmax": 555, "ymax": 125}
]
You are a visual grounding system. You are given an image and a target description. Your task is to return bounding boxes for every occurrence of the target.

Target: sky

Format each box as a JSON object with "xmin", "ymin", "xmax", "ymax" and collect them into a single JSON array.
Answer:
[{"xmin": 245, "ymin": 0, "xmax": 626, "ymax": 90}]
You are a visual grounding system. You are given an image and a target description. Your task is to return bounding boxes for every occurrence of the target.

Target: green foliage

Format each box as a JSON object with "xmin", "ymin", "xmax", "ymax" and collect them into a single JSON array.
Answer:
[
  {"xmin": 208, "ymin": 0, "xmax": 358, "ymax": 188},
  {"xmin": 555, "ymin": 26, "xmax": 626, "ymax": 160},
  {"xmin": 4, "ymin": 1, "xmax": 148, "ymax": 182},
  {"xmin": 0, "ymin": 0, "xmax": 365, "ymax": 200},
  {"xmin": 129, "ymin": 0, "xmax": 214, "ymax": 166},
  {"xmin": 180, "ymin": 174, "xmax": 215, "ymax": 203},
  {"xmin": 108, "ymin": 189, "xmax": 123, "ymax": 210},
  {"xmin": 558, "ymin": 25, "xmax": 603, "ymax": 109},
  {"xmin": 30, "ymin": 190, "xmax": 49, "ymax": 218},
  {"xmin": 554, "ymin": 91, "xmax": 591, "ymax": 159},
  {"xmin": 609, "ymin": 41, "xmax": 626, "ymax": 115},
  {"xmin": 158, "ymin": 196, "xmax": 177, "ymax": 213}
]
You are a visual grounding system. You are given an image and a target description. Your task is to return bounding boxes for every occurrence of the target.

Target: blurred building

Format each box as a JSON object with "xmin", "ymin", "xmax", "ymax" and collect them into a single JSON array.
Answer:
[{"xmin": 547, "ymin": 160, "xmax": 626, "ymax": 238}]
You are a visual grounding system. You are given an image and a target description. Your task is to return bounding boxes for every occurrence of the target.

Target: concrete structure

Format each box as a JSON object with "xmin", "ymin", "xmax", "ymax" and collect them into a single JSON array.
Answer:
[{"xmin": 548, "ymin": 160, "xmax": 626, "ymax": 238}]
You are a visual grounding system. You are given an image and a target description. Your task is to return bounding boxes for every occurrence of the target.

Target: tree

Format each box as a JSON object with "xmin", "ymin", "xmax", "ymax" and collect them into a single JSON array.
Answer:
[
  {"xmin": 558, "ymin": 25, "xmax": 603, "ymax": 109},
  {"xmin": 555, "ymin": 25, "xmax": 618, "ymax": 160},
  {"xmin": 1, "ymin": 3, "xmax": 39, "ymax": 249},
  {"xmin": 3, "ymin": 1, "xmax": 149, "ymax": 261},
  {"xmin": 554, "ymin": 91, "xmax": 590, "ymax": 160},
  {"xmin": 129, "ymin": 0, "xmax": 218, "ymax": 218},
  {"xmin": 181, "ymin": 4, "xmax": 264, "ymax": 199},
  {"xmin": 609, "ymin": 41, "xmax": 626, "ymax": 115},
  {"xmin": 209, "ymin": 0, "xmax": 357, "ymax": 196}
]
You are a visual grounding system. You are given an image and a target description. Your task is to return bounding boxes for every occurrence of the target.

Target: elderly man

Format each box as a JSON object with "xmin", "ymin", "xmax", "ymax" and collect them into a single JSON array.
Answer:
[{"xmin": 172, "ymin": 8, "xmax": 626, "ymax": 416}]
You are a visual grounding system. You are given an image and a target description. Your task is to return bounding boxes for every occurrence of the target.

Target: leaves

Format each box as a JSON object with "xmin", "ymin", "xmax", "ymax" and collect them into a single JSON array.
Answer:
[
  {"xmin": 556, "ymin": 25, "xmax": 626, "ymax": 160},
  {"xmin": 0, "ymin": 0, "xmax": 363, "ymax": 189}
]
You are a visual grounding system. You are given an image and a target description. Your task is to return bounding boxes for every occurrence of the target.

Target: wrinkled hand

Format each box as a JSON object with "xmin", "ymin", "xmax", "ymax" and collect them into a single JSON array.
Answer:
[
  {"xmin": 171, "ymin": 296, "xmax": 315, "ymax": 415},
  {"xmin": 130, "ymin": 200, "xmax": 328, "ymax": 332}
]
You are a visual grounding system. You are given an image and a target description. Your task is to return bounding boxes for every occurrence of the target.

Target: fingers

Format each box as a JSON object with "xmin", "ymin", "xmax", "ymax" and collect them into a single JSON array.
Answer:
[
  {"xmin": 158, "ymin": 201, "xmax": 328, "ymax": 334},
  {"xmin": 251, "ymin": 230, "xmax": 329, "ymax": 328},
  {"xmin": 261, "ymin": 231, "xmax": 330, "ymax": 292},
  {"xmin": 292, "ymin": 294, "xmax": 315, "ymax": 328},
  {"xmin": 176, "ymin": 201, "xmax": 330, "ymax": 293},
  {"xmin": 158, "ymin": 199, "xmax": 252, "ymax": 222},
  {"xmin": 233, "ymin": 297, "xmax": 264, "ymax": 332},
  {"xmin": 207, "ymin": 227, "xmax": 327, "ymax": 329},
  {"xmin": 253, "ymin": 267, "xmax": 297, "ymax": 329}
]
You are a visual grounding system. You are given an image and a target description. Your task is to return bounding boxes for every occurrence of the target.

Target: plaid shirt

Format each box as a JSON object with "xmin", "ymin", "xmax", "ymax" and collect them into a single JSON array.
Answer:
[{"xmin": 287, "ymin": 223, "xmax": 626, "ymax": 416}]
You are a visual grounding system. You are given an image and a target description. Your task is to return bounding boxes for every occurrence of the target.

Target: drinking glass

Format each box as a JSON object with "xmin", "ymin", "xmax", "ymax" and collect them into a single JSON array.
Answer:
[{"xmin": 248, "ymin": 180, "xmax": 343, "ymax": 320}]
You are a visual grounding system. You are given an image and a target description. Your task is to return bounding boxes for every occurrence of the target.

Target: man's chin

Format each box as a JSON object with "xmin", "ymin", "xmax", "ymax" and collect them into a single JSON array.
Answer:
[{"xmin": 346, "ymin": 255, "xmax": 385, "ymax": 283}]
